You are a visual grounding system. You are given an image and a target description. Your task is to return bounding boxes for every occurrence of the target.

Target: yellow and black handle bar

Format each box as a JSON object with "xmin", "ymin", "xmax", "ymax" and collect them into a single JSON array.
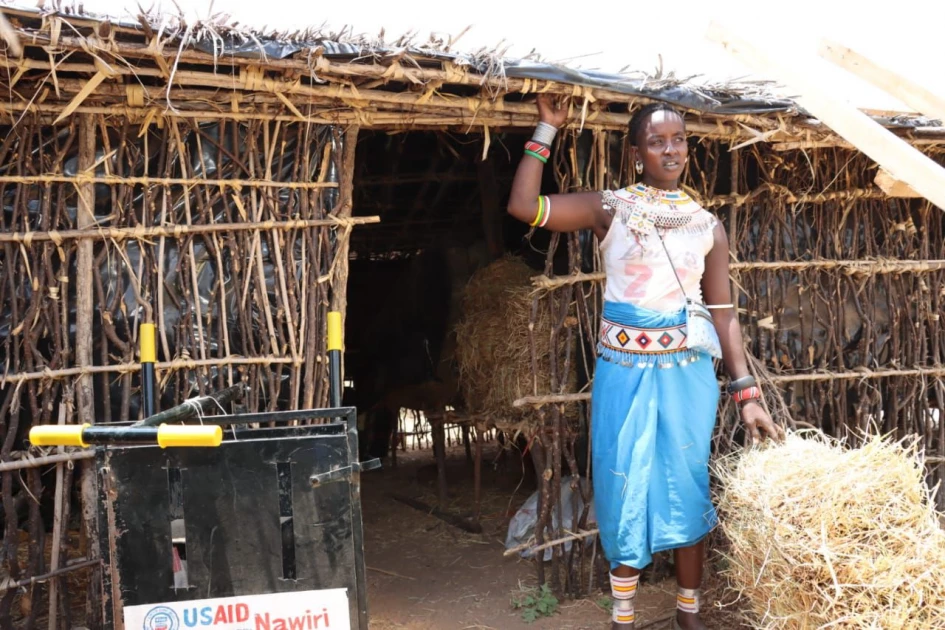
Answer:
[
  {"xmin": 28, "ymin": 310, "xmax": 346, "ymax": 448},
  {"xmin": 30, "ymin": 423, "xmax": 223, "ymax": 448}
]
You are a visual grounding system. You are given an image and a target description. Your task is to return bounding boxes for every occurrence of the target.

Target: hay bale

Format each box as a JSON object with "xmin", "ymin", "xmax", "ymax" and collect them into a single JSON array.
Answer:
[
  {"xmin": 715, "ymin": 432, "xmax": 945, "ymax": 629},
  {"xmin": 455, "ymin": 256, "xmax": 573, "ymax": 426}
]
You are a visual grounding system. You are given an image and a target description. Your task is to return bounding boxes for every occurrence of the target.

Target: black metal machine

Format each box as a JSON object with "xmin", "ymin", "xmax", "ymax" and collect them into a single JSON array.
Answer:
[
  {"xmin": 29, "ymin": 312, "xmax": 379, "ymax": 630},
  {"xmin": 98, "ymin": 407, "xmax": 377, "ymax": 630}
]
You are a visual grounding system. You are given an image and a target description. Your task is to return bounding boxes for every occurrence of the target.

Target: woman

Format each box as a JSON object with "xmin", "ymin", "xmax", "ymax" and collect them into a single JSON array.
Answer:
[{"xmin": 507, "ymin": 95, "xmax": 784, "ymax": 630}]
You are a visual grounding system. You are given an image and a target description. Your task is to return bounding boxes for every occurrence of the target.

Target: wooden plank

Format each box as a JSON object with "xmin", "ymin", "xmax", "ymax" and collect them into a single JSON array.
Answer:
[
  {"xmin": 706, "ymin": 23, "xmax": 945, "ymax": 211},
  {"xmin": 819, "ymin": 40, "xmax": 945, "ymax": 123},
  {"xmin": 875, "ymin": 168, "xmax": 921, "ymax": 198}
]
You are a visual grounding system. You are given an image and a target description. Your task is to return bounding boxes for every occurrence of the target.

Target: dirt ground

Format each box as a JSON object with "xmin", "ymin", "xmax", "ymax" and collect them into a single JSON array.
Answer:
[{"xmin": 362, "ymin": 440, "xmax": 748, "ymax": 630}]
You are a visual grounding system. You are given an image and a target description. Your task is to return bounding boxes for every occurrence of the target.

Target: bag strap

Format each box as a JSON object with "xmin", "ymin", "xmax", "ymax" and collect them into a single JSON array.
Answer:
[{"xmin": 654, "ymin": 229, "xmax": 689, "ymax": 301}]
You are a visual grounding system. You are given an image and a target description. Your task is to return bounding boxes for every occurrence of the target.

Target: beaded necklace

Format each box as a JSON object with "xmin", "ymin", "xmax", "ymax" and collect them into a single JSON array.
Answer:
[{"xmin": 602, "ymin": 183, "xmax": 713, "ymax": 237}]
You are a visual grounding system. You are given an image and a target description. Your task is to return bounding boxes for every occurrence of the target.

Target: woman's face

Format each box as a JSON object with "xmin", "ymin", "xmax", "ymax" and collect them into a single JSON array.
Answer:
[{"xmin": 633, "ymin": 110, "xmax": 688, "ymax": 189}]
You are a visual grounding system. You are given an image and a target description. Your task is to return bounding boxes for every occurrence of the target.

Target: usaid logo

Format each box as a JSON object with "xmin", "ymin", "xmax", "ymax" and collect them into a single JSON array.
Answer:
[{"xmin": 143, "ymin": 606, "xmax": 180, "ymax": 630}]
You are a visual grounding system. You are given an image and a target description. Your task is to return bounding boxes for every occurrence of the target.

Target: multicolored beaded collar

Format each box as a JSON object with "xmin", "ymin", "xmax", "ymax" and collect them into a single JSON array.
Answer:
[
  {"xmin": 602, "ymin": 183, "xmax": 715, "ymax": 237},
  {"xmin": 624, "ymin": 183, "xmax": 692, "ymax": 206}
]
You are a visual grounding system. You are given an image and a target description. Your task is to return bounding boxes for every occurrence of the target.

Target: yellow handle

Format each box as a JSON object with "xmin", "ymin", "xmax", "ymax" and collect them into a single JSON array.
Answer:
[
  {"xmin": 157, "ymin": 424, "xmax": 223, "ymax": 448},
  {"xmin": 30, "ymin": 424, "xmax": 90, "ymax": 447},
  {"xmin": 327, "ymin": 311, "xmax": 343, "ymax": 351},
  {"xmin": 139, "ymin": 323, "xmax": 156, "ymax": 363}
]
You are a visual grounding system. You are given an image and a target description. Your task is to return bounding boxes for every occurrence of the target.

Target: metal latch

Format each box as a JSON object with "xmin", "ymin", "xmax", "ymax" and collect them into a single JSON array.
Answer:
[
  {"xmin": 358, "ymin": 458, "xmax": 382, "ymax": 473},
  {"xmin": 310, "ymin": 458, "xmax": 382, "ymax": 486}
]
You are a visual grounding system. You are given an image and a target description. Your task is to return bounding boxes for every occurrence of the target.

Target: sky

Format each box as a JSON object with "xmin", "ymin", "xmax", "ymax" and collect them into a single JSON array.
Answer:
[{"xmin": 44, "ymin": 0, "xmax": 945, "ymax": 113}]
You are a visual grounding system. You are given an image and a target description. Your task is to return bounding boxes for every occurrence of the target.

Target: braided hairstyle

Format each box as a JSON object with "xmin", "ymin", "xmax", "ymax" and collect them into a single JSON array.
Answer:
[{"xmin": 628, "ymin": 102, "xmax": 685, "ymax": 147}]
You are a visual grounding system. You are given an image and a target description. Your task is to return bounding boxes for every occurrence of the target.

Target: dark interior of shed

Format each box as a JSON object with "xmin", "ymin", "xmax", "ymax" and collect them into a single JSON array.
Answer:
[{"xmin": 341, "ymin": 129, "xmax": 562, "ymax": 456}]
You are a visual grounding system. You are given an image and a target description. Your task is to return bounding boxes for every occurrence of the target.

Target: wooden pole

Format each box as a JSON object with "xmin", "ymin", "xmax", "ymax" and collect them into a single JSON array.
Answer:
[
  {"xmin": 474, "ymin": 427, "xmax": 482, "ymax": 521},
  {"xmin": 0, "ymin": 216, "xmax": 377, "ymax": 244},
  {"xmin": 819, "ymin": 40, "xmax": 945, "ymax": 123},
  {"xmin": 528, "ymin": 259, "xmax": 945, "ymax": 292},
  {"xmin": 75, "ymin": 113, "xmax": 96, "ymax": 455},
  {"xmin": 75, "ymin": 113, "xmax": 102, "ymax": 628},
  {"xmin": 0, "ymin": 450, "xmax": 95, "ymax": 473},
  {"xmin": 324, "ymin": 125, "xmax": 360, "ymax": 408},
  {"xmin": 503, "ymin": 528, "xmax": 600, "ymax": 558},
  {"xmin": 0, "ymin": 174, "xmax": 340, "ymax": 189},
  {"xmin": 329, "ymin": 126, "xmax": 360, "ymax": 317},
  {"xmin": 0, "ymin": 355, "xmax": 303, "ymax": 387},
  {"xmin": 513, "ymin": 393, "xmax": 591, "ymax": 408},
  {"xmin": 706, "ymin": 22, "xmax": 945, "ymax": 211},
  {"xmin": 431, "ymin": 419, "xmax": 449, "ymax": 508},
  {"xmin": 462, "ymin": 426, "xmax": 472, "ymax": 465}
]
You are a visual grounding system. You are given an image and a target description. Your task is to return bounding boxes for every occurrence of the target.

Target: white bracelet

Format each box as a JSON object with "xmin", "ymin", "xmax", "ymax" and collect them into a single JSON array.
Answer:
[
  {"xmin": 706, "ymin": 303, "xmax": 735, "ymax": 310},
  {"xmin": 532, "ymin": 122, "xmax": 558, "ymax": 146},
  {"xmin": 539, "ymin": 196, "xmax": 552, "ymax": 228}
]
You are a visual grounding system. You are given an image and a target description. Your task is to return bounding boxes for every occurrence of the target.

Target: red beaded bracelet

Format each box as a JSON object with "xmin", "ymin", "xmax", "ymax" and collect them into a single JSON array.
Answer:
[
  {"xmin": 524, "ymin": 140, "xmax": 551, "ymax": 160},
  {"xmin": 732, "ymin": 386, "xmax": 761, "ymax": 405}
]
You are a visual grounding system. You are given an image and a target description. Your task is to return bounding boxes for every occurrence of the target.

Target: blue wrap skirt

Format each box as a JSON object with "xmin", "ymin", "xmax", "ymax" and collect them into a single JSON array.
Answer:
[{"xmin": 591, "ymin": 300, "xmax": 720, "ymax": 569}]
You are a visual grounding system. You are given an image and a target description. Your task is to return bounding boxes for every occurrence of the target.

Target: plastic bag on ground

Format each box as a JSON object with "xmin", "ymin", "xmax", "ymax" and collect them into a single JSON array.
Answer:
[{"xmin": 504, "ymin": 476, "xmax": 596, "ymax": 561}]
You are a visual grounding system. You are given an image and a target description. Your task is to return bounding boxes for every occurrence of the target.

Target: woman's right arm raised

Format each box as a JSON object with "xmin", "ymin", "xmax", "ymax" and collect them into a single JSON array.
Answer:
[{"xmin": 506, "ymin": 95, "xmax": 609, "ymax": 239}]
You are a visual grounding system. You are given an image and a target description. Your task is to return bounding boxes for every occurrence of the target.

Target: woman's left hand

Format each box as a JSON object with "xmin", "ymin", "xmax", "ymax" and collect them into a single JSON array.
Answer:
[{"xmin": 739, "ymin": 401, "xmax": 785, "ymax": 446}]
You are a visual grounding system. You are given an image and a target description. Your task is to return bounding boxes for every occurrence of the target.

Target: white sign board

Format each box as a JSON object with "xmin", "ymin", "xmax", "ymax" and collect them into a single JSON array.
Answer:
[{"xmin": 123, "ymin": 588, "xmax": 351, "ymax": 630}]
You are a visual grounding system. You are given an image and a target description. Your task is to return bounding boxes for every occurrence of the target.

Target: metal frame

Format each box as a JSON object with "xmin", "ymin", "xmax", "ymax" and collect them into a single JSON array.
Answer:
[{"xmin": 97, "ymin": 407, "xmax": 373, "ymax": 630}]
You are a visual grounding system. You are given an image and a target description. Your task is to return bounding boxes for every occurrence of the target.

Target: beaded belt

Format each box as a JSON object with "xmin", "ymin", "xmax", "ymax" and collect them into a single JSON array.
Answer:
[{"xmin": 599, "ymin": 317, "xmax": 688, "ymax": 354}]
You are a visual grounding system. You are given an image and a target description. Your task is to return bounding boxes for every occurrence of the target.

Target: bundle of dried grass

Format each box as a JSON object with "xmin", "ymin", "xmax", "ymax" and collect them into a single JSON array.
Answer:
[
  {"xmin": 714, "ymin": 432, "xmax": 945, "ymax": 629},
  {"xmin": 455, "ymin": 256, "xmax": 573, "ymax": 428}
]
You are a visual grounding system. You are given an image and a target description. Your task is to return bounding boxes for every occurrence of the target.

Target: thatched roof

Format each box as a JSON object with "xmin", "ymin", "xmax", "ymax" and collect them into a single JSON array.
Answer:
[{"xmin": 0, "ymin": 3, "xmax": 942, "ymax": 147}]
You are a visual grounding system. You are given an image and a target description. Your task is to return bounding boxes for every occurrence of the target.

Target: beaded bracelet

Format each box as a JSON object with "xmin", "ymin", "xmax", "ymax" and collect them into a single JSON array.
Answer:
[
  {"xmin": 524, "ymin": 140, "xmax": 552, "ymax": 161},
  {"xmin": 732, "ymin": 386, "xmax": 761, "ymax": 406}
]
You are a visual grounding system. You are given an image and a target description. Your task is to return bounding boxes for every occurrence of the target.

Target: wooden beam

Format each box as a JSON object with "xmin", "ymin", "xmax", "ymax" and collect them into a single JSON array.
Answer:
[
  {"xmin": 819, "ymin": 40, "xmax": 945, "ymax": 123},
  {"xmin": 772, "ymin": 140, "xmax": 854, "ymax": 152},
  {"xmin": 875, "ymin": 168, "xmax": 921, "ymax": 198},
  {"xmin": 707, "ymin": 22, "xmax": 945, "ymax": 211}
]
